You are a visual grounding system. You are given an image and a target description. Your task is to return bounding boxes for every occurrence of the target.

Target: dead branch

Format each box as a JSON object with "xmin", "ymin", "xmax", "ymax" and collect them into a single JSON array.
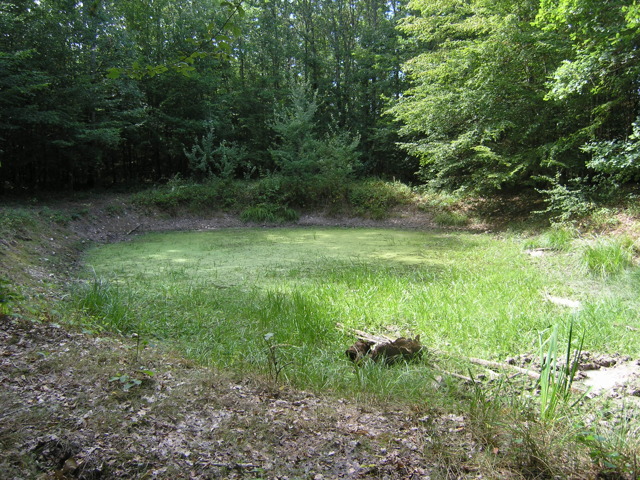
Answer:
[
  {"xmin": 336, "ymin": 322, "xmax": 394, "ymax": 344},
  {"xmin": 126, "ymin": 224, "xmax": 141, "ymax": 235},
  {"xmin": 468, "ymin": 357, "xmax": 540, "ymax": 380},
  {"xmin": 432, "ymin": 366, "xmax": 473, "ymax": 383}
]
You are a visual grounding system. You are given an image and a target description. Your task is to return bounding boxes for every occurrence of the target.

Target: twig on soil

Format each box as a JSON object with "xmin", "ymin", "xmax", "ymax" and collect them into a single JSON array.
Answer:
[
  {"xmin": 432, "ymin": 367, "xmax": 473, "ymax": 383},
  {"xmin": 127, "ymin": 224, "xmax": 141, "ymax": 235},
  {"xmin": 210, "ymin": 462, "xmax": 261, "ymax": 470},
  {"xmin": 468, "ymin": 357, "xmax": 541, "ymax": 380}
]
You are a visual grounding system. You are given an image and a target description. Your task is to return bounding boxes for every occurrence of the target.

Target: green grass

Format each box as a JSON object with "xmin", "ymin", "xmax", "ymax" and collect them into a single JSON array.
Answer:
[
  {"xmin": 76, "ymin": 228, "xmax": 640, "ymax": 403},
  {"xmin": 240, "ymin": 203, "xmax": 299, "ymax": 223},
  {"xmin": 433, "ymin": 210, "xmax": 470, "ymax": 227},
  {"xmin": 581, "ymin": 236, "xmax": 636, "ymax": 277},
  {"xmin": 523, "ymin": 225, "xmax": 577, "ymax": 251},
  {"xmin": 0, "ymin": 208, "xmax": 37, "ymax": 236}
]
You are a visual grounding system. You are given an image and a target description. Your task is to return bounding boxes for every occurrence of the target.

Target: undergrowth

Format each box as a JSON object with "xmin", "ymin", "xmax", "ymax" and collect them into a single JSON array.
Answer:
[{"xmin": 131, "ymin": 176, "xmax": 415, "ymax": 220}]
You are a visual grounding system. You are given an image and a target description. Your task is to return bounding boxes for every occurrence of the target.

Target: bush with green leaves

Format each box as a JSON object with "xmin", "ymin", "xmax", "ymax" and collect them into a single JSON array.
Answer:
[
  {"xmin": 583, "ymin": 120, "xmax": 640, "ymax": 184},
  {"xmin": 535, "ymin": 176, "xmax": 595, "ymax": 222},
  {"xmin": 348, "ymin": 179, "xmax": 413, "ymax": 219},
  {"xmin": 269, "ymin": 81, "xmax": 360, "ymax": 206},
  {"xmin": 131, "ymin": 176, "xmax": 242, "ymax": 213}
]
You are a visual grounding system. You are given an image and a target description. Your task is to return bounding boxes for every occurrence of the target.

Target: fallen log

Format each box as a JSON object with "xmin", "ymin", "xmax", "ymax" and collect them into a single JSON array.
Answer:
[
  {"xmin": 339, "ymin": 323, "xmax": 422, "ymax": 365},
  {"xmin": 338, "ymin": 323, "xmax": 585, "ymax": 391}
]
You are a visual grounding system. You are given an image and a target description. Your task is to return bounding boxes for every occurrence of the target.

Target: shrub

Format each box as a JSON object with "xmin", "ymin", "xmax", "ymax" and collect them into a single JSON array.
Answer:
[
  {"xmin": 240, "ymin": 204, "xmax": 299, "ymax": 223},
  {"xmin": 348, "ymin": 180, "xmax": 413, "ymax": 219},
  {"xmin": 535, "ymin": 177, "xmax": 595, "ymax": 222},
  {"xmin": 184, "ymin": 128, "xmax": 248, "ymax": 181},
  {"xmin": 583, "ymin": 119, "xmax": 640, "ymax": 183},
  {"xmin": 131, "ymin": 177, "xmax": 242, "ymax": 213},
  {"xmin": 269, "ymin": 80, "xmax": 360, "ymax": 207}
]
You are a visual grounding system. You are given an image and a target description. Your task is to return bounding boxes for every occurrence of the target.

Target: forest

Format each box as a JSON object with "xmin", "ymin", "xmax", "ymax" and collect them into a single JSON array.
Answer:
[
  {"xmin": 3, "ymin": 2, "xmax": 640, "ymax": 477},
  {"xmin": 1, "ymin": 0, "xmax": 640, "ymax": 199}
]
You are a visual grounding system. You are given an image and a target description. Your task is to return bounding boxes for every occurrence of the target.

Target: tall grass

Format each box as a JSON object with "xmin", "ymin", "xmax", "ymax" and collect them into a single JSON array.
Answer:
[
  {"xmin": 537, "ymin": 320, "xmax": 584, "ymax": 421},
  {"xmin": 581, "ymin": 237, "xmax": 636, "ymax": 277},
  {"xmin": 75, "ymin": 277, "xmax": 139, "ymax": 334},
  {"xmin": 71, "ymin": 226, "xmax": 640, "ymax": 476},
  {"xmin": 523, "ymin": 225, "xmax": 577, "ymax": 251},
  {"xmin": 76, "ymin": 227, "xmax": 640, "ymax": 396}
]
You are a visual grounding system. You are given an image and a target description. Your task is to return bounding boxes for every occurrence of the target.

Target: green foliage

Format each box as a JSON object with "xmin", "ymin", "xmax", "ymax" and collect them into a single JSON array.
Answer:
[
  {"xmin": 75, "ymin": 278, "xmax": 138, "ymax": 334},
  {"xmin": 240, "ymin": 204, "xmax": 299, "ymax": 223},
  {"xmin": 133, "ymin": 176, "xmax": 419, "ymax": 219},
  {"xmin": 109, "ymin": 368, "xmax": 155, "ymax": 392},
  {"xmin": 535, "ymin": 176, "xmax": 595, "ymax": 222},
  {"xmin": 537, "ymin": 321, "xmax": 584, "ymax": 421},
  {"xmin": 578, "ymin": 423, "xmax": 640, "ymax": 476},
  {"xmin": 523, "ymin": 225, "xmax": 576, "ymax": 252},
  {"xmin": 581, "ymin": 237, "xmax": 636, "ymax": 278},
  {"xmin": 269, "ymin": 81, "xmax": 361, "ymax": 206},
  {"xmin": 433, "ymin": 211, "xmax": 470, "ymax": 227},
  {"xmin": 389, "ymin": 0, "xmax": 561, "ymax": 192},
  {"xmin": 0, "ymin": 278, "xmax": 19, "ymax": 316},
  {"xmin": 534, "ymin": 0, "xmax": 640, "ymax": 188},
  {"xmin": 184, "ymin": 128, "xmax": 248, "ymax": 181},
  {"xmin": 0, "ymin": 209, "xmax": 37, "ymax": 236},
  {"xmin": 348, "ymin": 179, "xmax": 412, "ymax": 219},
  {"xmin": 131, "ymin": 177, "xmax": 242, "ymax": 213},
  {"xmin": 583, "ymin": 119, "xmax": 640, "ymax": 183}
]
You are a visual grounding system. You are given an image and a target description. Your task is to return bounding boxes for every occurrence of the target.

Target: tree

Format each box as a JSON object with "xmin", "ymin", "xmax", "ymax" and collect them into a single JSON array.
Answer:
[
  {"xmin": 269, "ymin": 80, "xmax": 360, "ymax": 205},
  {"xmin": 535, "ymin": 0, "xmax": 640, "ymax": 184},
  {"xmin": 388, "ymin": 0, "xmax": 572, "ymax": 192}
]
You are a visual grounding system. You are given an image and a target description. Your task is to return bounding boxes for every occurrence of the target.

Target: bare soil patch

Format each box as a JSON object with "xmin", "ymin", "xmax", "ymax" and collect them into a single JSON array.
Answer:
[{"xmin": 1, "ymin": 315, "xmax": 479, "ymax": 479}]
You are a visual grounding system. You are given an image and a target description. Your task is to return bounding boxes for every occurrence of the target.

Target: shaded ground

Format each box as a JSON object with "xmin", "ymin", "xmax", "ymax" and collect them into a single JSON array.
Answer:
[{"xmin": 0, "ymin": 315, "xmax": 484, "ymax": 479}]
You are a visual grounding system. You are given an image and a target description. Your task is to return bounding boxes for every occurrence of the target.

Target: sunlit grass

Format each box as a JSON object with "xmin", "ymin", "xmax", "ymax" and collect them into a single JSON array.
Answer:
[
  {"xmin": 70, "ymin": 226, "xmax": 640, "ymax": 475},
  {"xmin": 76, "ymin": 228, "xmax": 640, "ymax": 401},
  {"xmin": 581, "ymin": 236, "xmax": 636, "ymax": 277}
]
